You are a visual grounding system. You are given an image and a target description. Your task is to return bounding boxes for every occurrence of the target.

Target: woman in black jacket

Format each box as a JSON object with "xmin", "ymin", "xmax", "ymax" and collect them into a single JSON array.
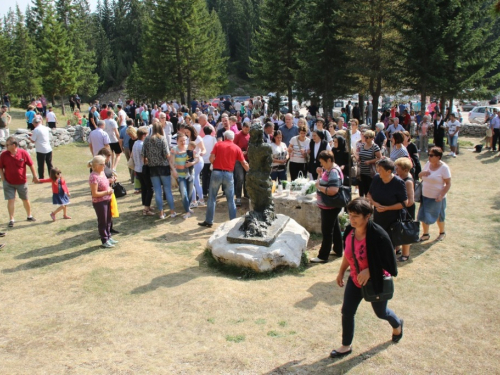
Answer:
[
  {"xmin": 330, "ymin": 197, "xmax": 403, "ymax": 358},
  {"xmin": 308, "ymin": 130, "xmax": 329, "ymax": 180},
  {"xmin": 433, "ymin": 112, "xmax": 446, "ymax": 151},
  {"xmin": 332, "ymin": 135, "xmax": 349, "ymax": 184}
]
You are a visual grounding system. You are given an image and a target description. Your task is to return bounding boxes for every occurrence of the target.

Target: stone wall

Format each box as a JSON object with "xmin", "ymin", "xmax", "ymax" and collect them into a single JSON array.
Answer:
[
  {"xmin": 360, "ymin": 122, "xmax": 487, "ymax": 137},
  {"xmin": 0, "ymin": 125, "xmax": 92, "ymax": 152},
  {"xmin": 273, "ymin": 194, "xmax": 322, "ymax": 234}
]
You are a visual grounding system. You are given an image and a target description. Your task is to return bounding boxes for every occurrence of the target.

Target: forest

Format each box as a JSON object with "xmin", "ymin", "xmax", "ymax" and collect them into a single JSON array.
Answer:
[{"xmin": 1, "ymin": 0, "xmax": 500, "ymax": 118}]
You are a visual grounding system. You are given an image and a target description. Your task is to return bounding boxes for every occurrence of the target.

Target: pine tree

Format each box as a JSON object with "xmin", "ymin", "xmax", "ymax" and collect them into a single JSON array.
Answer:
[
  {"xmin": 0, "ymin": 27, "xmax": 12, "ymax": 98},
  {"xmin": 9, "ymin": 6, "xmax": 41, "ymax": 98},
  {"xmin": 251, "ymin": 0, "xmax": 301, "ymax": 113},
  {"xmin": 297, "ymin": 0, "xmax": 347, "ymax": 116},
  {"xmin": 39, "ymin": 6, "xmax": 78, "ymax": 115}
]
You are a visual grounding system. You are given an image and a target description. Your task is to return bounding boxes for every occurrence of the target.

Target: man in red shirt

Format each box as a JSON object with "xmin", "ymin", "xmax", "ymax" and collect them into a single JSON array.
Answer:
[
  {"xmin": 99, "ymin": 103, "xmax": 108, "ymax": 121},
  {"xmin": 233, "ymin": 121, "xmax": 250, "ymax": 206},
  {"xmin": 0, "ymin": 136, "xmax": 39, "ymax": 228},
  {"xmin": 198, "ymin": 130, "xmax": 249, "ymax": 227}
]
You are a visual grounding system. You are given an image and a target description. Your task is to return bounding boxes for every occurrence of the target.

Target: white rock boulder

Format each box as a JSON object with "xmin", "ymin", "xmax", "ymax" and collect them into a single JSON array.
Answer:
[{"xmin": 207, "ymin": 217, "xmax": 309, "ymax": 272}]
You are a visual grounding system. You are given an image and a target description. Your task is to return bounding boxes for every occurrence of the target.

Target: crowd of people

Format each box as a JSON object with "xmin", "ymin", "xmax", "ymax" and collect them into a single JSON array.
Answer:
[{"xmin": 0, "ymin": 95, "xmax": 458, "ymax": 357}]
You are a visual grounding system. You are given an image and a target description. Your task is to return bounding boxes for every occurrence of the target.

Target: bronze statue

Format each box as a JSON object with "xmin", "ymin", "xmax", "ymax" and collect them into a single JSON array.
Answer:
[{"xmin": 240, "ymin": 121, "xmax": 276, "ymax": 237}]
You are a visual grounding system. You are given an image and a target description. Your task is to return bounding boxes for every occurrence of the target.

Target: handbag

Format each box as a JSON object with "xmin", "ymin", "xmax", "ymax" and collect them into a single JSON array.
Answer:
[
  {"xmin": 318, "ymin": 168, "xmax": 351, "ymax": 208},
  {"xmin": 112, "ymin": 182, "xmax": 127, "ymax": 198},
  {"xmin": 296, "ymin": 137, "xmax": 310, "ymax": 163},
  {"xmin": 110, "ymin": 193, "xmax": 119, "ymax": 218},
  {"xmin": 351, "ymin": 230, "xmax": 394, "ymax": 302},
  {"xmin": 127, "ymin": 156, "xmax": 135, "ymax": 170},
  {"xmin": 414, "ymin": 180, "xmax": 423, "ymax": 203},
  {"xmin": 389, "ymin": 207, "xmax": 420, "ymax": 247},
  {"xmin": 350, "ymin": 155, "xmax": 360, "ymax": 185}
]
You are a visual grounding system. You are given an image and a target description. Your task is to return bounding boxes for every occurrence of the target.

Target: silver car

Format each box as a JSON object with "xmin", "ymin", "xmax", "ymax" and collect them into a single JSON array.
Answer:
[{"xmin": 468, "ymin": 106, "xmax": 498, "ymax": 123}]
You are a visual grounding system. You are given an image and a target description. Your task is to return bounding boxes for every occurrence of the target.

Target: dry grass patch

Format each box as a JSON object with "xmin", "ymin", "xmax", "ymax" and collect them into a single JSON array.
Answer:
[{"xmin": 0, "ymin": 112, "xmax": 499, "ymax": 374}]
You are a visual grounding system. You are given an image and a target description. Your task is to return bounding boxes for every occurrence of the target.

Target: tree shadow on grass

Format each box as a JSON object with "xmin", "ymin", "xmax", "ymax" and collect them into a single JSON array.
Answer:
[
  {"xmin": 294, "ymin": 280, "xmax": 344, "ymax": 309},
  {"xmin": 130, "ymin": 266, "xmax": 201, "ymax": 294},
  {"xmin": 3, "ymin": 245, "xmax": 102, "ymax": 273},
  {"xmin": 263, "ymin": 341, "xmax": 393, "ymax": 374}
]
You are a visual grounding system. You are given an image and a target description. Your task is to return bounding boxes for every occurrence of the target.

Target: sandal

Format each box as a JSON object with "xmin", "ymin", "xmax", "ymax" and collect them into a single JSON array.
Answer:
[
  {"xmin": 142, "ymin": 209, "xmax": 155, "ymax": 216},
  {"xmin": 419, "ymin": 234, "xmax": 430, "ymax": 242},
  {"xmin": 397, "ymin": 255, "xmax": 410, "ymax": 262},
  {"xmin": 436, "ymin": 232, "xmax": 446, "ymax": 241}
]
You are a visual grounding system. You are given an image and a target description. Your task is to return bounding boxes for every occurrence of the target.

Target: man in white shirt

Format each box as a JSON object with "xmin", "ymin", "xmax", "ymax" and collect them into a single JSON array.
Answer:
[
  {"xmin": 161, "ymin": 101, "xmax": 168, "ymax": 112},
  {"xmin": 159, "ymin": 112, "xmax": 173, "ymax": 147},
  {"xmin": 117, "ymin": 105, "xmax": 127, "ymax": 127},
  {"xmin": 234, "ymin": 100, "xmax": 242, "ymax": 113},
  {"xmin": 45, "ymin": 106, "xmax": 57, "ymax": 129},
  {"xmin": 89, "ymin": 120, "xmax": 110, "ymax": 156},
  {"xmin": 104, "ymin": 110, "xmax": 122, "ymax": 169},
  {"xmin": 30, "ymin": 117, "xmax": 53, "ymax": 179},
  {"xmin": 385, "ymin": 117, "xmax": 405, "ymax": 152},
  {"xmin": 446, "ymin": 113, "xmax": 461, "ymax": 157}
]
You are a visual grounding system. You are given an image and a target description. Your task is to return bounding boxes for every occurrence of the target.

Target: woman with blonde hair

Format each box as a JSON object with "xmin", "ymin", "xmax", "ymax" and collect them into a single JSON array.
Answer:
[
  {"xmin": 357, "ymin": 129, "xmax": 382, "ymax": 197},
  {"xmin": 88, "ymin": 155, "xmax": 116, "ymax": 248},
  {"xmin": 142, "ymin": 122, "xmax": 176, "ymax": 219}
]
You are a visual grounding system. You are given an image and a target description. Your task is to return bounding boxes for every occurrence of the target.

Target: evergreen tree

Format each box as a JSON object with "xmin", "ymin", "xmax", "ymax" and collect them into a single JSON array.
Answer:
[
  {"xmin": 297, "ymin": 0, "xmax": 347, "ymax": 116},
  {"xmin": 39, "ymin": 6, "xmax": 78, "ymax": 114},
  {"xmin": 0, "ymin": 27, "xmax": 12, "ymax": 97},
  {"xmin": 9, "ymin": 6, "xmax": 41, "ymax": 98},
  {"xmin": 251, "ymin": 0, "xmax": 300, "ymax": 113}
]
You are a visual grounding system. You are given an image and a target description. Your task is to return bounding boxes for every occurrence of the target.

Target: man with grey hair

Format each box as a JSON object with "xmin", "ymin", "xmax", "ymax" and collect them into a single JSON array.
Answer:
[
  {"xmin": 89, "ymin": 120, "xmax": 111, "ymax": 156},
  {"xmin": 198, "ymin": 130, "xmax": 249, "ymax": 227},
  {"xmin": 279, "ymin": 113, "xmax": 299, "ymax": 146},
  {"xmin": 29, "ymin": 117, "xmax": 53, "ymax": 179},
  {"xmin": 159, "ymin": 112, "xmax": 173, "ymax": 146},
  {"xmin": 199, "ymin": 113, "xmax": 215, "ymax": 137}
]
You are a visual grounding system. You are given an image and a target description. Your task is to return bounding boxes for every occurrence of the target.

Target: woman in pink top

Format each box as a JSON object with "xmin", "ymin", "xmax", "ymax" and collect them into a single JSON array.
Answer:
[
  {"xmin": 330, "ymin": 197, "xmax": 402, "ymax": 359},
  {"xmin": 88, "ymin": 155, "xmax": 116, "ymax": 248}
]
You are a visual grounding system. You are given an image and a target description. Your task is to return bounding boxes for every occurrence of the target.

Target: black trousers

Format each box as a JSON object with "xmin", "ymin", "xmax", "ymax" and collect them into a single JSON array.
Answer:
[
  {"xmin": 358, "ymin": 174, "xmax": 373, "ymax": 197},
  {"xmin": 37, "ymin": 151, "xmax": 53, "ymax": 179},
  {"xmin": 289, "ymin": 162, "xmax": 307, "ymax": 181},
  {"xmin": 318, "ymin": 207, "xmax": 343, "ymax": 259},
  {"xmin": 201, "ymin": 163, "xmax": 212, "ymax": 196},
  {"xmin": 136, "ymin": 168, "xmax": 153, "ymax": 207},
  {"xmin": 493, "ymin": 129, "xmax": 500, "ymax": 151}
]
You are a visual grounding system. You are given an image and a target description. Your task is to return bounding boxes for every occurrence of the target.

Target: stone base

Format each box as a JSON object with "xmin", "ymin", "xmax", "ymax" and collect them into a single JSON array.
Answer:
[
  {"xmin": 227, "ymin": 214, "xmax": 290, "ymax": 246},
  {"xmin": 207, "ymin": 217, "xmax": 309, "ymax": 272}
]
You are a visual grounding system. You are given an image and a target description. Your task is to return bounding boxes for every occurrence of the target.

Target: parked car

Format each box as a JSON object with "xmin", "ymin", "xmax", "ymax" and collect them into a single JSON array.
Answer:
[
  {"xmin": 279, "ymin": 97, "xmax": 300, "ymax": 111},
  {"xmin": 233, "ymin": 96, "xmax": 251, "ymax": 105},
  {"xmin": 468, "ymin": 106, "xmax": 498, "ymax": 123},
  {"xmin": 211, "ymin": 98, "xmax": 220, "ymax": 108},
  {"xmin": 461, "ymin": 101, "xmax": 480, "ymax": 111},
  {"xmin": 489, "ymin": 97, "xmax": 498, "ymax": 105}
]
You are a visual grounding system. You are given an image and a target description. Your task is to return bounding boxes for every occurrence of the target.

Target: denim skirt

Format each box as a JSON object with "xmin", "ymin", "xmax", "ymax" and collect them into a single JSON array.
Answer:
[{"xmin": 417, "ymin": 196, "xmax": 446, "ymax": 224}]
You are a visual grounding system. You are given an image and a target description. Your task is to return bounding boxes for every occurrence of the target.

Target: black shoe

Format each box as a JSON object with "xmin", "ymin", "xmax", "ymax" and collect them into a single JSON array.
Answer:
[
  {"xmin": 0, "ymin": 232, "xmax": 5, "ymax": 237},
  {"xmin": 110, "ymin": 229, "xmax": 120, "ymax": 234},
  {"xmin": 330, "ymin": 348, "xmax": 352, "ymax": 358},
  {"xmin": 27, "ymin": 216, "xmax": 36, "ymax": 222},
  {"xmin": 392, "ymin": 319, "xmax": 404, "ymax": 343},
  {"xmin": 198, "ymin": 221, "xmax": 213, "ymax": 228}
]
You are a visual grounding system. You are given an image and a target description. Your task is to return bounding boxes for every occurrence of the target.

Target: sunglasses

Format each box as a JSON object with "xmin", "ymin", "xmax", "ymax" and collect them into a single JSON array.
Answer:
[{"xmin": 429, "ymin": 154, "xmax": 437, "ymax": 157}]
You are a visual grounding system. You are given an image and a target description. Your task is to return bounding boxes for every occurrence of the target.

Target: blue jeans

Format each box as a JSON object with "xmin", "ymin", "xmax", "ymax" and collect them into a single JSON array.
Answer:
[
  {"xmin": 191, "ymin": 160, "xmax": 204, "ymax": 202},
  {"xmin": 178, "ymin": 176, "xmax": 194, "ymax": 213},
  {"xmin": 205, "ymin": 170, "xmax": 236, "ymax": 224},
  {"xmin": 150, "ymin": 175, "xmax": 175, "ymax": 212},
  {"xmin": 341, "ymin": 277, "xmax": 401, "ymax": 346}
]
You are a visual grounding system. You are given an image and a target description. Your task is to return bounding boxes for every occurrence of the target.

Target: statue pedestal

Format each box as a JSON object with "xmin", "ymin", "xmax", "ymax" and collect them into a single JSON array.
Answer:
[
  {"xmin": 207, "ymin": 216, "xmax": 309, "ymax": 272},
  {"xmin": 227, "ymin": 214, "xmax": 290, "ymax": 247}
]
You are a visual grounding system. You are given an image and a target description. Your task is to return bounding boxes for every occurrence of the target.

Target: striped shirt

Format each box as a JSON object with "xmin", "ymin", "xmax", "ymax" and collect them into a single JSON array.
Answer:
[
  {"xmin": 390, "ymin": 145, "xmax": 409, "ymax": 161},
  {"xmin": 359, "ymin": 144, "xmax": 380, "ymax": 175}
]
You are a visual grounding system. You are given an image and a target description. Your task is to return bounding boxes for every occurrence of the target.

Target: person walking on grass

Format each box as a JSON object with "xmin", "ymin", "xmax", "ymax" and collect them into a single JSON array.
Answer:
[
  {"xmin": 0, "ymin": 105, "xmax": 12, "ymax": 139},
  {"xmin": 0, "ymin": 136, "xmax": 39, "ymax": 228},
  {"xmin": 104, "ymin": 110, "xmax": 122, "ymax": 171},
  {"xmin": 39, "ymin": 167, "xmax": 71, "ymax": 221},
  {"xmin": 29, "ymin": 117, "xmax": 53, "ymax": 180}
]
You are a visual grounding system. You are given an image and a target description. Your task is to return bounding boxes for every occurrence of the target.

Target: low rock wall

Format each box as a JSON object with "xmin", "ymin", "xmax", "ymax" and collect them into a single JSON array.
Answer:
[
  {"xmin": 273, "ymin": 193, "xmax": 322, "ymax": 234},
  {"xmin": 0, "ymin": 126, "xmax": 92, "ymax": 152}
]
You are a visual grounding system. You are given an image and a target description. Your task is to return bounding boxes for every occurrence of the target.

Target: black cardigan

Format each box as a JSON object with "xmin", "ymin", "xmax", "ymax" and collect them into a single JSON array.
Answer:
[{"xmin": 343, "ymin": 221, "xmax": 398, "ymax": 293}]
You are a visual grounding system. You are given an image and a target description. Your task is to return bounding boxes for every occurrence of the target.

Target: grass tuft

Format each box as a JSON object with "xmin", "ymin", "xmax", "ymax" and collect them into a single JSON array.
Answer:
[{"xmin": 225, "ymin": 334, "xmax": 245, "ymax": 343}]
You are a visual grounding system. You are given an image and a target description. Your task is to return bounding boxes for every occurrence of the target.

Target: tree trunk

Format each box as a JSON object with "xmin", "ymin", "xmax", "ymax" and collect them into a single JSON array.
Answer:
[
  {"xmin": 287, "ymin": 83, "xmax": 293, "ymax": 114},
  {"xmin": 61, "ymin": 96, "xmax": 66, "ymax": 116},
  {"xmin": 371, "ymin": 76, "xmax": 382, "ymax": 132},
  {"xmin": 420, "ymin": 88, "xmax": 426, "ymax": 116},
  {"xmin": 359, "ymin": 93, "xmax": 365, "ymax": 124}
]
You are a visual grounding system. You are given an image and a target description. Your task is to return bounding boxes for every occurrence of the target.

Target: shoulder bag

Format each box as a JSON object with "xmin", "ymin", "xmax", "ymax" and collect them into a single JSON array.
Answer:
[
  {"xmin": 127, "ymin": 155, "xmax": 135, "ymax": 170},
  {"xmin": 112, "ymin": 182, "xmax": 127, "ymax": 198},
  {"xmin": 318, "ymin": 168, "xmax": 351, "ymax": 208},
  {"xmin": 296, "ymin": 137, "xmax": 310, "ymax": 163},
  {"xmin": 389, "ymin": 206, "xmax": 420, "ymax": 246},
  {"xmin": 351, "ymin": 230, "xmax": 394, "ymax": 302}
]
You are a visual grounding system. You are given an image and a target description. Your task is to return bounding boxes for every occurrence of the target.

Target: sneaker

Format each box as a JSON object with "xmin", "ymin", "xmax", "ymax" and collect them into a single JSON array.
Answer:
[
  {"xmin": 198, "ymin": 200, "xmax": 207, "ymax": 207},
  {"xmin": 50, "ymin": 212, "xmax": 56, "ymax": 221},
  {"xmin": 182, "ymin": 212, "xmax": 192, "ymax": 219},
  {"xmin": 310, "ymin": 257, "xmax": 327, "ymax": 263},
  {"xmin": 27, "ymin": 216, "xmax": 36, "ymax": 222},
  {"xmin": 448, "ymin": 152, "xmax": 454, "ymax": 156},
  {"xmin": 0, "ymin": 232, "xmax": 5, "ymax": 237},
  {"xmin": 108, "ymin": 238, "xmax": 119, "ymax": 244},
  {"xmin": 452, "ymin": 153, "xmax": 456, "ymax": 158},
  {"xmin": 8, "ymin": 220, "xmax": 14, "ymax": 227},
  {"xmin": 190, "ymin": 201, "xmax": 198, "ymax": 209},
  {"xmin": 170, "ymin": 212, "xmax": 177, "ymax": 218},
  {"xmin": 159, "ymin": 214, "xmax": 166, "ymax": 220},
  {"xmin": 101, "ymin": 241, "xmax": 115, "ymax": 248},
  {"xmin": 235, "ymin": 198, "xmax": 242, "ymax": 207}
]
